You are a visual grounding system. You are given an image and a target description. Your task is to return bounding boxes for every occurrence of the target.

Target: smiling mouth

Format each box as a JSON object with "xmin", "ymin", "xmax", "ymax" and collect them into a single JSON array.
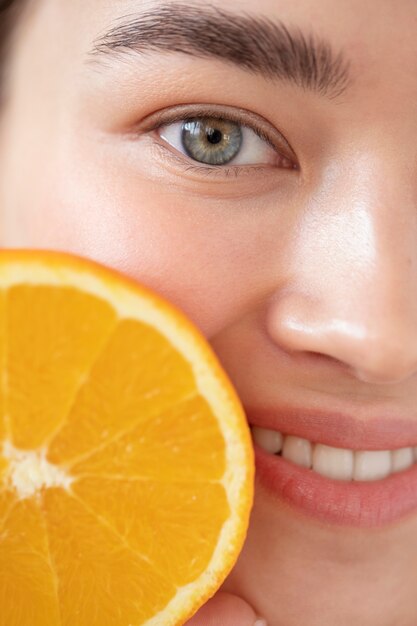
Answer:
[
  {"xmin": 245, "ymin": 405, "xmax": 417, "ymax": 527},
  {"xmin": 251, "ymin": 425, "xmax": 417, "ymax": 482}
]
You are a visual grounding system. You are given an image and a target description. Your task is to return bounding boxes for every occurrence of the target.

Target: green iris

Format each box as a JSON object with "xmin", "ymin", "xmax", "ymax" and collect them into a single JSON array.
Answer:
[{"xmin": 181, "ymin": 117, "xmax": 242, "ymax": 165}]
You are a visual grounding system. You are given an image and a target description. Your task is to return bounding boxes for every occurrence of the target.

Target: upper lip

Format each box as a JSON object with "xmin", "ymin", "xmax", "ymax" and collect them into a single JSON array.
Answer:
[{"xmin": 245, "ymin": 404, "xmax": 417, "ymax": 451}]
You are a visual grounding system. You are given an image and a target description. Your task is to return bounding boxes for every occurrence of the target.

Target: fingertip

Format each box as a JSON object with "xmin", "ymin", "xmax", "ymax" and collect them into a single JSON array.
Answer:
[{"xmin": 185, "ymin": 591, "xmax": 260, "ymax": 626}]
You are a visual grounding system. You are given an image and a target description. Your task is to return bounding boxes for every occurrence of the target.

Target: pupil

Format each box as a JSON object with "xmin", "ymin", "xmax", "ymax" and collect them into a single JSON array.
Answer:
[{"xmin": 206, "ymin": 128, "xmax": 223, "ymax": 144}]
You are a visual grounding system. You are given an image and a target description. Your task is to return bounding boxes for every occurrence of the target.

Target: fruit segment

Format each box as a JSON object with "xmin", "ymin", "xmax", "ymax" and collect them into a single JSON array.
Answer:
[
  {"xmin": 42, "ymin": 488, "xmax": 176, "ymax": 626},
  {"xmin": 0, "ymin": 291, "xmax": 6, "ymax": 443},
  {"xmin": 70, "ymin": 394, "xmax": 226, "ymax": 481},
  {"xmin": 0, "ymin": 497, "xmax": 60, "ymax": 626},
  {"xmin": 7, "ymin": 286, "xmax": 117, "ymax": 450},
  {"xmin": 0, "ymin": 489, "xmax": 16, "ymax": 526},
  {"xmin": 47, "ymin": 318, "xmax": 197, "ymax": 466},
  {"xmin": 73, "ymin": 477, "xmax": 230, "ymax": 585}
]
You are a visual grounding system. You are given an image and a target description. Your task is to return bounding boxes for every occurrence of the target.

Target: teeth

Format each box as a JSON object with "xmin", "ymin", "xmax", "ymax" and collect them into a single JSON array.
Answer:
[
  {"xmin": 392, "ymin": 447, "xmax": 415, "ymax": 473},
  {"xmin": 252, "ymin": 426, "xmax": 417, "ymax": 482},
  {"xmin": 251, "ymin": 426, "xmax": 283, "ymax": 454},
  {"xmin": 313, "ymin": 443, "xmax": 354, "ymax": 481},
  {"xmin": 353, "ymin": 450, "xmax": 392, "ymax": 481},
  {"xmin": 282, "ymin": 435, "xmax": 312, "ymax": 468}
]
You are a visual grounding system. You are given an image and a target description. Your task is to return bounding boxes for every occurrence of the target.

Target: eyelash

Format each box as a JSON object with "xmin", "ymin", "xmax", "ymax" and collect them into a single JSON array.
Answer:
[
  {"xmin": 152, "ymin": 141, "xmax": 273, "ymax": 179},
  {"xmin": 142, "ymin": 107, "xmax": 297, "ymax": 178}
]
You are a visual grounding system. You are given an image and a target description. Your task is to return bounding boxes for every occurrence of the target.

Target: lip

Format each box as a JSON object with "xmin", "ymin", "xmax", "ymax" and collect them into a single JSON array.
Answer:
[
  {"xmin": 245, "ymin": 405, "xmax": 417, "ymax": 450},
  {"xmin": 246, "ymin": 405, "xmax": 417, "ymax": 527},
  {"xmin": 254, "ymin": 444, "xmax": 417, "ymax": 527}
]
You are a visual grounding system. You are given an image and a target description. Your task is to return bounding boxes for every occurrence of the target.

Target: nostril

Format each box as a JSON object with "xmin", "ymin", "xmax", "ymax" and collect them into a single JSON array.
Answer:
[
  {"xmin": 297, "ymin": 350, "xmax": 353, "ymax": 373},
  {"xmin": 305, "ymin": 351, "xmax": 343, "ymax": 365}
]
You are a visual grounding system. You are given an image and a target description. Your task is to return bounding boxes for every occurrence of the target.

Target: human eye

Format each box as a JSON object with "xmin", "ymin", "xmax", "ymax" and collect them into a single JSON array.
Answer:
[{"xmin": 141, "ymin": 104, "xmax": 298, "ymax": 177}]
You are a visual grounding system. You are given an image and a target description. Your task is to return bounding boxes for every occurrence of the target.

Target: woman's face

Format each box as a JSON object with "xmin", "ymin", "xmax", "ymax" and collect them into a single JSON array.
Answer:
[{"xmin": 1, "ymin": 0, "xmax": 417, "ymax": 623}]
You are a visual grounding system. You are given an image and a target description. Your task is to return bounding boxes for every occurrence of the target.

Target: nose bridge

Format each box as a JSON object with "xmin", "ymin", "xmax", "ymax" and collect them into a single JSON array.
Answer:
[
  {"xmin": 345, "ymin": 151, "xmax": 417, "ymax": 324},
  {"xmin": 355, "ymin": 203, "xmax": 417, "ymax": 382},
  {"xmin": 267, "ymin": 146, "xmax": 417, "ymax": 384}
]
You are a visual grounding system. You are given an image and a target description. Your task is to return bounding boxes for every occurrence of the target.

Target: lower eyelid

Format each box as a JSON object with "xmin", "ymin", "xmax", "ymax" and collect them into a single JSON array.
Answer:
[{"xmin": 150, "ymin": 139, "xmax": 280, "ymax": 179}]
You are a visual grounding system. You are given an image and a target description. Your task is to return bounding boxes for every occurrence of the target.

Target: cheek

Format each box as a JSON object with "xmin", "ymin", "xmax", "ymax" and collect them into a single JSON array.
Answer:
[{"xmin": 15, "ymin": 155, "xmax": 269, "ymax": 338}]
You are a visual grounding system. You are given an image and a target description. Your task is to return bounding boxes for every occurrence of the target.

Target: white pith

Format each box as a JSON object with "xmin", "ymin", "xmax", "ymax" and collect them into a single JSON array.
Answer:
[
  {"xmin": 2, "ymin": 441, "xmax": 73, "ymax": 499},
  {"xmin": 251, "ymin": 425, "xmax": 417, "ymax": 481}
]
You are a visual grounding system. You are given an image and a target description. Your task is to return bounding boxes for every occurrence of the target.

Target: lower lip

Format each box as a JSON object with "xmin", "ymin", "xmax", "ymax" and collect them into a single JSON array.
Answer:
[{"xmin": 254, "ymin": 444, "xmax": 417, "ymax": 527}]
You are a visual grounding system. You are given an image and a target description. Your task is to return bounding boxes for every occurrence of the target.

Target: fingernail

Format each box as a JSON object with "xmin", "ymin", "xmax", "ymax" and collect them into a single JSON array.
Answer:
[{"xmin": 254, "ymin": 619, "xmax": 267, "ymax": 626}]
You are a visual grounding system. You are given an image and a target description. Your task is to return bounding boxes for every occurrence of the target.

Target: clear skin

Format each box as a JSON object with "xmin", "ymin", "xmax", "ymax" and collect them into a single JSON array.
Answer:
[{"xmin": 1, "ymin": 0, "xmax": 417, "ymax": 624}]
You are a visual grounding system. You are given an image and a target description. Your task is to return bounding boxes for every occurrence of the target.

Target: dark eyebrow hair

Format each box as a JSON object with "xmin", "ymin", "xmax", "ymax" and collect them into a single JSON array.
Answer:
[{"xmin": 89, "ymin": 2, "xmax": 352, "ymax": 100}]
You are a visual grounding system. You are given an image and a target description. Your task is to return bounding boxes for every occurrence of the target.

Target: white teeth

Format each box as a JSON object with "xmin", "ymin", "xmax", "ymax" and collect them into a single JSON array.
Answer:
[
  {"xmin": 282, "ymin": 435, "xmax": 312, "ymax": 468},
  {"xmin": 313, "ymin": 443, "xmax": 354, "ymax": 481},
  {"xmin": 251, "ymin": 426, "xmax": 283, "ymax": 454},
  {"xmin": 353, "ymin": 450, "xmax": 392, "ymax": 481},
  {"xmin": 391, "ymin": 447, "xmax": 415, "ymax": 473},
  {"xmin": 252, "ymin": 426, "xmax": 417, "ymax": 482}
]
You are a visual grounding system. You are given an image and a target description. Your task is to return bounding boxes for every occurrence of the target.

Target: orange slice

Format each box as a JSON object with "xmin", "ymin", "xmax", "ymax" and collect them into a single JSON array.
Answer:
[{"xmin": 0, "ymin": 249, "xmax": 254, "ymax": 626}]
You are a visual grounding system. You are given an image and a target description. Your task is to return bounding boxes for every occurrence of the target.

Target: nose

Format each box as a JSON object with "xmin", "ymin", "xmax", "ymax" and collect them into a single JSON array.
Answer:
[{"xmin": 265, "ymin": 154, "xmax": 417, "ymax": 385}]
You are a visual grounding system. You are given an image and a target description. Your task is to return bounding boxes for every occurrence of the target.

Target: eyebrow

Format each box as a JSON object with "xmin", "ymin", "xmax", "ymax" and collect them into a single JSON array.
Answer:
[{"xmin": 89, "ymin": 2, "xmax": 352, "ymax": 100}]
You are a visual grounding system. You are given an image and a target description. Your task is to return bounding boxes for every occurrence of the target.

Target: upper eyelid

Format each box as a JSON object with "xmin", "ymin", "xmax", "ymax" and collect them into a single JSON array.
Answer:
[
  {"xmin": 139, "ymin": 103, "xmax": 298, "ymax": 162},
  {"xmin": 158, "ymin": 117, "xmax": 276, "ymax": 156}
]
